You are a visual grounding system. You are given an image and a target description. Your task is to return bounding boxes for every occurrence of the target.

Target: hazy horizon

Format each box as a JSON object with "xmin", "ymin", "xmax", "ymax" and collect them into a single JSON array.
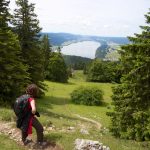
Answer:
[{"xmin": 42, "ymin": 32, "xmax": 129, "ymax": 38}]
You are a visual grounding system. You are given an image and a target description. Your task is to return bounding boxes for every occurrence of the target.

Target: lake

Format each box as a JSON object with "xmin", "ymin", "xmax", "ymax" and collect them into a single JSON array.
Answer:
[{"xmin": 61, "ymin": 41, "xmax": 100, "ymax": 59}]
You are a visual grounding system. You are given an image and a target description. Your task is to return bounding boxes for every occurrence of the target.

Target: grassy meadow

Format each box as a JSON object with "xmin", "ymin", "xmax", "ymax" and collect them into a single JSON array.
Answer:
[
  {"xmin": 0, "ymin": 70, "xmax": 150, "ymax": 150},
  {"xmin": 0, "ymin": 134, "xmax": 24, "ymax": 150}
]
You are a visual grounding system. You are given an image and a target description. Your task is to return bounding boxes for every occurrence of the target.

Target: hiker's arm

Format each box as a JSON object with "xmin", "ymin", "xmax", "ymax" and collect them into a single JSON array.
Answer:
[{"xmin": 30, "ymin": 99, "xmax": 36, "ymax": 114}]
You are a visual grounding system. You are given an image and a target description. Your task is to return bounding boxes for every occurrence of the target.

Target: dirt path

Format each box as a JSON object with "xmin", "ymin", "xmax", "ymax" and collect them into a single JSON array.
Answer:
[
  {"xmin": 0, "ymin": 121, "xmax": 63, "ymax": 150},
  {"xmin": 73, "ymin": 114, "xmax": 102, "ymax": 129},
  {"xmin": 0, "ymin": 114, "xmax": 102, "ymax": 150}
]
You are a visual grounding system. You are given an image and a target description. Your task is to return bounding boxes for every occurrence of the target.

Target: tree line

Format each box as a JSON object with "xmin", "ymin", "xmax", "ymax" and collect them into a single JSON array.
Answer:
[{"xmin": 0, "ymin": 0, "xmax": 68, "ymax": 104}]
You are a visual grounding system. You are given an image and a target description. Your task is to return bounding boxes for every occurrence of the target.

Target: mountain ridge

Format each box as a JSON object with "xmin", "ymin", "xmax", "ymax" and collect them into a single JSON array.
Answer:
[{"xmin": 41, "ymin": 32, "xmax": 129, "ymax": 46}]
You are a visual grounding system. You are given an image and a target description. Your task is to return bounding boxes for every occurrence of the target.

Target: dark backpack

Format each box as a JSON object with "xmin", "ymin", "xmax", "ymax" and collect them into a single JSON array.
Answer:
[{"xmin": 14, "ymin": 94, "xmax": 30, "ymax": 119}]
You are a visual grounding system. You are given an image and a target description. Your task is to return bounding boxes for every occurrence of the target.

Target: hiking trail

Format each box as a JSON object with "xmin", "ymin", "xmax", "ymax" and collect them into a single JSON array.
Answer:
[{"xmin": 0, "ymin": 121, "xmax": 63, "ymax": 150}]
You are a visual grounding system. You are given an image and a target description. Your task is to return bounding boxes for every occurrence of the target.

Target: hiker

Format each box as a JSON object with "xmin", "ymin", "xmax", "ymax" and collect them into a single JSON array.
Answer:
[{"xmin": 14, "ymin": 84, "xmax": 46, "ymax": 146}]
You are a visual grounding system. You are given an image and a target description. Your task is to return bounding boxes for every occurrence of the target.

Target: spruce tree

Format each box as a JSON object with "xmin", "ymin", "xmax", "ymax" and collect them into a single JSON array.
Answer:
[
  {"xmin": 0, "ymin": 0, "xmax": 29, "ymax": 103},
  {"xmin": 13, "ymin": 0, "xmax": 45, "ymax": 92},
  {"xmin": 41, "ymin": 34, "xmax": 52, "ymax": 73},
  {"xmin": 46, "ymin": 52, "xmax": 68, "ymax": 83},
  {"xmin": 108, "ymin": 9, "xmax": 150, "ymax": 141}
]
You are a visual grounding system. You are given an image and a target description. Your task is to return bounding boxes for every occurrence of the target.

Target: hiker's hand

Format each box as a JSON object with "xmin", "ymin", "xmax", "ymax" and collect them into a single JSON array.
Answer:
[{"xmin": 35, "ymin": 111, "xmax": 40, "ymax": 117}]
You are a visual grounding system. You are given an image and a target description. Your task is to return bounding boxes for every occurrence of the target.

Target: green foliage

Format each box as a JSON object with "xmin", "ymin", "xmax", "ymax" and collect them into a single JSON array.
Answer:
[
  {"xmin": 109, "ymin": 9, "xmax": 150, "ymax": 141},
  {"xmin": 71, "ymin": 86, "xmax": 103, "ymax": 106},
  {"xmin": 0, "ymin": 106, "xmax": 14, "ymax": 121},
  {"xmin": 67, "ymin": 66, "xmax": 73, "ymax": 77},
  {"xmin": 46, "ymin": 52, "xmax": 68, "ymax": 83},
  {"xmin": 13, "ymin": 0, "xmax": 45, "ymax": 93},
  {"xmin": 41, "ymin": 34, "xmax": 52, "ymax": 75},
  {"xmin": 0, "ymin": 0, "xmax": 29, "ymax": 103},
  {"xmin": 63, "ymin": 55, "xmax": 92, "ymax": 70},
  {"xmin": 0, "ymin": 134, "xmax": 24, "ymax": 150},
  {"xmin": 95, "ymin": 42, "xmax": 108, "ymax": 59},
  {"xmin": 86, "ymin": 59, "xmax": 121, "ymax": 83}
]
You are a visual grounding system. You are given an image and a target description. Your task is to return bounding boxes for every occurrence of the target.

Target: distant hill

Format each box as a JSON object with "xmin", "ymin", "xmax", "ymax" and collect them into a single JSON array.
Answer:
[
  {"xmin": 41, "ymin": 32, "xmax": 129, "ymax": 46},
  {"xmin": 95, "ymin": 41, "xmax": 121, "ymax": 60},
  {"xmin": 95, "ymin": 41, "xmax": 108, "ymax": 59}
]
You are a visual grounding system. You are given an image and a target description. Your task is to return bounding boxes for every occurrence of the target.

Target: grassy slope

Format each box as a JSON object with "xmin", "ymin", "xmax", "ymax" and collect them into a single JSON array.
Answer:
[
  {"xmin": 37, "ymin": 71, "xmax": 150, "ymax": 150},
  {"xmin": 0, "ymin": 71, "xmax": 150, "ymax": 150},
  {"xmin": 0, "ymin": 134, "xmax": 24, "ymax": 150}
]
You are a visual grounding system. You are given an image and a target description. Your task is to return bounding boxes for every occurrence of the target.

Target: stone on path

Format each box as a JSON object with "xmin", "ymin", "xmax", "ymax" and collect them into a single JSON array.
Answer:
[
  {"xmin": 75, "ymin": 139, "xmax": 110, "ymax": 150},
  {"xmin": 80, "ymin": 129, "xmax": 89, "ymax": 135}
]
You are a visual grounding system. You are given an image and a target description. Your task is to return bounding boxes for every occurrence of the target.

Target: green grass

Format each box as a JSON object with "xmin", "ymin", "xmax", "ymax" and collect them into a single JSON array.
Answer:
[
  {"xmin": 0, "ymin": 134, "xmax": 25, "ymax": 150},
  {"xmin": 0, "ymin": 107, "xmax": 15, "ymax": 121},
  {"xmin": 0, "ymin": 70, "xmax": 150, "ymax": 150}
]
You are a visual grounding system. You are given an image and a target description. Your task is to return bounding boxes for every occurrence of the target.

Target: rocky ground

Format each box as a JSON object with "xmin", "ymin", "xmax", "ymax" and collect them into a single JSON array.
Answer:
[
  {"xmin": 0, "ymin": 121, "xmax": 63, "ymax": 150},
  {"xmin": 0, "ymin": 114, "xmax": 110, "ymax": 150}
]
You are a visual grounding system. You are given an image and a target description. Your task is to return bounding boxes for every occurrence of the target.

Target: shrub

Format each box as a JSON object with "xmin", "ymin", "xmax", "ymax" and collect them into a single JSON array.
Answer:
[
  {"xmin": 71, "ymin": 86, "xmax": 103, "ymax": 106},
  {"xmin": 86, "ymin": 59, "xmax": 122, "ymax": 83}
]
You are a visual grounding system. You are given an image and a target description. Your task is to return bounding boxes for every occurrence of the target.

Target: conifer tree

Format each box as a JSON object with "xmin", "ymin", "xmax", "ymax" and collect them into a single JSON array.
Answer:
[
  {"xmin": 13, "ymin": 0, "xmax": 45, "ymax": 92},
  {"xmin": 108, "ymin": 9, "xmax": 150, "ymax": 141},
  {"xmin": 41, "ymin": 34, "xmax": 52, "ymax": 73},
  {"xmin": 0, "ymin": 0, "xmax": 29, "ymax": 103},
  {"xmin": 46, "ymin": 52, "xmax": 68, "ymax": 83}
]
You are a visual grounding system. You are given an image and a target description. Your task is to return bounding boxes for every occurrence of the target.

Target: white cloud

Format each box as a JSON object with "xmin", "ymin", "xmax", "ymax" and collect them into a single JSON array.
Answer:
[
  {"xmin": 9, "ymin": 0, "xmax": 150, "ymax": 36},
  {"xmin": 123, "ymin": 25, "xmax": 130, "ymax": 28},
  {"xmin": 103, "ymin": 25, "xmax": 112, "ymax": 28}
]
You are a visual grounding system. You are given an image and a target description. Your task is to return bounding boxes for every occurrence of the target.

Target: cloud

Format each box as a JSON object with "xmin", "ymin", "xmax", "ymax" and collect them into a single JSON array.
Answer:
[
  {"xmin": 103, "ymin": 25, "xmax": 112, "ymax": 28},
  {"xmin": 123, "ymin": 25, "xmax": 130, "ymax": 28},
  {"xmin": 9, "ymin": 0, "xmax": 150, "ymax": 36}
]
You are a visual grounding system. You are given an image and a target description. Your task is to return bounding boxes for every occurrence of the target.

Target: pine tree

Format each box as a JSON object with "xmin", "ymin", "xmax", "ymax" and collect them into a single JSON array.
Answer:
[
  {"xmin": 0, "ymin": 0, "xmax": 29, "ymax": 103},
  {"xmin": 108, "ymin": 9, "xmax": 150, "ymax": 141},
  {"xmin": 41, "ymin": 34, "xmax": 52, "ymax": 73},
  {"xmin": 13, "ymin": 0, "xmax": 45, "ymax": 92},
  {"xmin": 46, "ymin": 52, "xmax": 68, "ymax": 83}
]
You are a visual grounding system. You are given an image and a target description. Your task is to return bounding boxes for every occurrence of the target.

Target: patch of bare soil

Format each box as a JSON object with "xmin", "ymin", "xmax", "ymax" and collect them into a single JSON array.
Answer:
[
  {"xmin": 0, "ymin": 121, "xmax": 63, "ymax": 150},
  {"xmin": 73, "ymin": 114, "xmax": 102, "ymax": 129}
]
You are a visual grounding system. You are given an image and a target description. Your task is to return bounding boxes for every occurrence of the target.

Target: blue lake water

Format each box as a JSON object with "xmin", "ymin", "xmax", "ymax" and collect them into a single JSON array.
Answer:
[{"xmin": 61, "ymin": 41, "xmax": 100, "ymax": 59}]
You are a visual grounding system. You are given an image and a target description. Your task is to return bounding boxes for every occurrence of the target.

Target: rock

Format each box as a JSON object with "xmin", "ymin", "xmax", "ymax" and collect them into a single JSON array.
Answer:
[
  {"xmin": 47, "ymin": 127, "xmax": 53, "ymax": 131},
  {"xmin": 67, "ymin": 127, "xmax": 75, "ymax": 130},
  {"xmin": 106, "ymin": 147, "xmax": 110, "ymax": 150},
  {"xmin": 8, "ymin": 131, "xmax": 12, "ymax": 135},
  {"xmin": 75, "ymin": 139, "xmax": 110, "ymax": 150},
  {"xmin": 80, "ymin": 129, "xmax": 89, "ymax": 135}
]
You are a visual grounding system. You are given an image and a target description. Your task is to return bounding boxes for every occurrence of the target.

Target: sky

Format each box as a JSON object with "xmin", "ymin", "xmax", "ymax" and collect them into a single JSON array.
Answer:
[{"xmin": 9, "ymin": 0, "xmax": 150, "ymax": 37}]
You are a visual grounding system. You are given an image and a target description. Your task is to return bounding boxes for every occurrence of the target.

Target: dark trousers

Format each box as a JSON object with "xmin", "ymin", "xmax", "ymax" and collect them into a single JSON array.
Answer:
[{"xmin": 22, "ymin": 117, "xmax": 44, "ymax": 142}]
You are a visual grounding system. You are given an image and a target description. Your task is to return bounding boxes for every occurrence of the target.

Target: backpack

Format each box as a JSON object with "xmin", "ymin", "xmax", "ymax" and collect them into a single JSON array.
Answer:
[{"xmin": 13, "ymin": 94, "xmax": 30, "ymax": 119}]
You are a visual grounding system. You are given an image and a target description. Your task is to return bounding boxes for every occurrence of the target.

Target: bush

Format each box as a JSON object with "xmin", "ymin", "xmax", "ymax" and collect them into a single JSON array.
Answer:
[
  {"xmin": 86, "ymin": 59, "xmax": 122, "ymax": 83},
  {"xmin": 71, "ymin": 86, "xmax": 103, "ymax": 106}
]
